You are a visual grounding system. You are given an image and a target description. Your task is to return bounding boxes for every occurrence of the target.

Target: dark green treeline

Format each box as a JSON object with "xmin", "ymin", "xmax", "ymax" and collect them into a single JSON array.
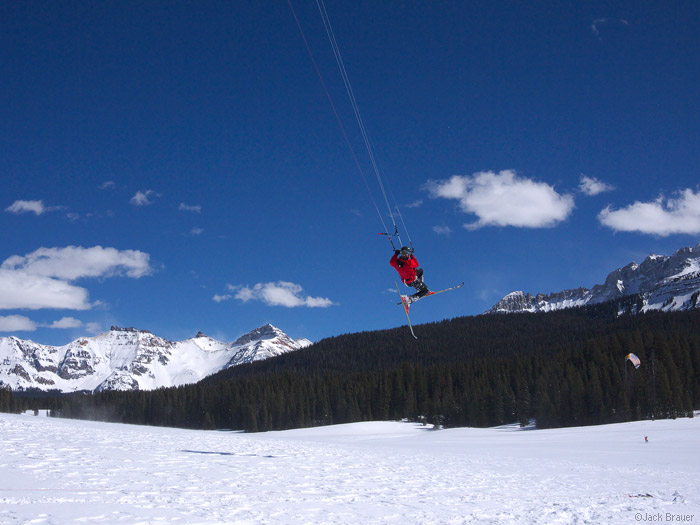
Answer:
[{"xmin": 5, "ymin": 305, "xmax": 700, "ymax": 432}]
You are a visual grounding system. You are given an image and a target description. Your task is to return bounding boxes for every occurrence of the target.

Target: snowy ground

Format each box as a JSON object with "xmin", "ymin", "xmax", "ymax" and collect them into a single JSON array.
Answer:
[{"xmin": 1, "ymin": 413, "xmax": 698, "ymax": 524}]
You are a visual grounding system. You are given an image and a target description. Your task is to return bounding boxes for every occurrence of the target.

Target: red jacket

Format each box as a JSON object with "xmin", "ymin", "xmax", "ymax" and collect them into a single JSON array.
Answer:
[{"xmin": 390, "ymin": 253, "xmax": 419, "ymax": 284}]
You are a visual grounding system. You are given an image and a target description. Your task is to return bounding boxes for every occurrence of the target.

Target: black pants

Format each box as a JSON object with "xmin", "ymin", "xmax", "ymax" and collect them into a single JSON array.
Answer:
[{"xmin": 409, "ymin": 268, "xmax": 429, "ymax": 297}]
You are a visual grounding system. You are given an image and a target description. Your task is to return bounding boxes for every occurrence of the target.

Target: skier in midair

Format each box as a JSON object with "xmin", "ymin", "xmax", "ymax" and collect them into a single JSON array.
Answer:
[{"xmin": 390, "ymin": 246, "xmax": 430, "ymax": 303}]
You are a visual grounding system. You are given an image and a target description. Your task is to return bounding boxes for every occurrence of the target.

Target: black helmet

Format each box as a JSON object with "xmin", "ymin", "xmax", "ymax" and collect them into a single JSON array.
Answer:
[{"xmin": 399, "ymin": 246, "xmax": 412, "ymax": 258}]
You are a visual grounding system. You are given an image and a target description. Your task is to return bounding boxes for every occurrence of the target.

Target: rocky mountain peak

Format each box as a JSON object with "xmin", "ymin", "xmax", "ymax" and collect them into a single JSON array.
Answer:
[
  {"xmin": 486, "ymin": 244, "xmax": 700, "ymax": 315},
  {"xmin": 110, "ymin": 326, "xmax": 152, "ymax": 334},
  {"xmin": 232, "ymin": 324, "xmax": 285, "ymax": 346},
  {"xmin": 0, "ymin": 324, "xmax": 309, "ymax": 393}
]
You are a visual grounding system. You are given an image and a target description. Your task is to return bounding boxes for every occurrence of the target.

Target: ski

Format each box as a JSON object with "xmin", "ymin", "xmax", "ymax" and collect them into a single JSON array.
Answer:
[
  {"xmin": 395, "ymin": 281, "xmax": 418, "ymax": 339},
  {"xmin": 397, "ymin": 282, "xmax": 465, "ymax": 306}
]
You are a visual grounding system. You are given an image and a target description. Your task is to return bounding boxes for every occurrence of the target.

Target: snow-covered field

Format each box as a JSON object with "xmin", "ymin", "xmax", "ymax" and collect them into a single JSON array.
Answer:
[{"xmin": 1, "ymin": 413, "xmax": 698, "ymax": 524}]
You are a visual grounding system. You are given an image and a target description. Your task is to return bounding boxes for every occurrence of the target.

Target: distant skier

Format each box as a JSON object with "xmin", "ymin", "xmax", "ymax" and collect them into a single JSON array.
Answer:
[{"xmin": 390, "ymin": 246, "xmax": 430, "ymax": 303}]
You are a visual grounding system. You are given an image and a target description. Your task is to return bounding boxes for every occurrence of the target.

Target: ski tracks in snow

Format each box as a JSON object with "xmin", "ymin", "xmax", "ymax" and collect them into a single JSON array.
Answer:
[{"xmin": 1, "ymin": 414, "xmax": 699, "ymax": 524}]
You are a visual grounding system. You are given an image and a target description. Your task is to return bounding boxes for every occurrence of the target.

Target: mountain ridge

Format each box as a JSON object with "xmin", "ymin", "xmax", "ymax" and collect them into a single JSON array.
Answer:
[
  {"xmin": 0, "ymin": 324, "xmax": 311, "ymax": 392},
  {"xmin": 487, "ymin": 243, "xmax": 700, "ymax": 314}
]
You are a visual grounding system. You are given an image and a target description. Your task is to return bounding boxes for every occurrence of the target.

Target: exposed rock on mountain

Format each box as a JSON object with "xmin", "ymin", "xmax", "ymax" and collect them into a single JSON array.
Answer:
[
  {"xmin": 487, "ymin": 244, "xmax": 700, "ymax": 315},
  {"xmin": 0, "ymin": 324, "xmax": 311, "ymax": 392}
]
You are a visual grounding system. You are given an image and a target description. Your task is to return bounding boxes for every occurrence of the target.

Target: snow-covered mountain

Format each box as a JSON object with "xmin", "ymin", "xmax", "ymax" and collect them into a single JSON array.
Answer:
[
  {"xmin": 0, "ymin": 324, "xmax": 312, "ymax": 392},
  {"xmin": 487, "ymin": 244, "xmax": 700, "ymax": 314}
]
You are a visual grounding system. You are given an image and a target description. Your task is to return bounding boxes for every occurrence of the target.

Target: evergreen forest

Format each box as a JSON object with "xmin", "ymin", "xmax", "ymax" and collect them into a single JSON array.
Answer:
[{"xmin": 2, "ymin": 304, "xmax": 699, "ymax": 432}]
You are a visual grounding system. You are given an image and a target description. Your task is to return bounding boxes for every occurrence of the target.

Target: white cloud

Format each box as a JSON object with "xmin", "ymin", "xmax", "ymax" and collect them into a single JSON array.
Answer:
[
  {"xmin": 130, "ymin": 190, "xmax": 159, "ymax": 206},
  {"xmin": 45, "ymin": 317, "xmax": 102, "ymax": 333},
  {"xmin": 189, "ymin": 228, "xmax": 204, "ymax": 236},
  {"xmin": 433, "ymin": 225, "xmax": 452, "ymax": 236},
  {"xmin": 179, "ymin": 203, "xmax": 202, "ymax": 213},
  {"xmin": 426, "ymin": 170, "xmax": 574, "ymax": 230},
  {"xmin": 2, "ymin": 246, "xmax": 152, "ymax": 281},
  {"xmin": 0, "ymin": 269, "xmax": 92, "ymax": 310},
  {"xmin": 304, "ymin": 295, "xmax": 336, "ymax": 308},
  {"xmin": 579, "ymin": 175, "xmax": 614, "ymax": 196},
  {"xmin": 46, "ymin": 316, "xmax": 83, "ymax": 329},
  {"xmin": 226, "ymin": 281, "xmax": 335, "ymax": 308},
  {"xmin": 6, "ymin": 200, "xmax": 46, "ymax": 215},
  {"xmin": 0, "ymin": 246, "xmax": 152, "ymax": 310},
  {"xmin": 99, "ymin": 181, "xmax": 116, "ymax": 190},
  {"xmin": 406, "ymin": 200, "xmax": 423, "ymax": 208},
  {"xmin": 0, "ymin": 315, "xmax": 38, "ymax": 332},
  {"xmin": 598, "ymin": 188, "xmax": 700, "ymax": 236},
  {"xmin": 212, "ymin": 294, "xmax": 232, "ymax": 303},
  {"xmin": 5, "ymin": 200, "xmax": 65, "ymax": 215}
]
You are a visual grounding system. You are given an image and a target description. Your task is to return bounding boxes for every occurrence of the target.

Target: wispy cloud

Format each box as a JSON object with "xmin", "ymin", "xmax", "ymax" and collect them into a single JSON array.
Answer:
[
  {"xmin": 598, "ymin": 188, "xmax": 700, "ymax": 236},
  {"xmin": 433, "ymin": 225, "xmax": 452, "ymax": 236},
  {"xmin": 46, "ymin": 316, "xmax": 83, "ymax": 329},
  {"xmin": 189, "ymin": 228, "xmax": 204, "ymax": 236},
  {"xmin": 6, "ymin": 200, "xmax": 45, "ymax": 215},
  {"xmin": 179, "ymin": 203, "xmax": 202, "ymax": 213},
  {"xmin": 130, "ymin": 190, "xmax": 159, "ymax": 206},
  {"xmin": 426, "ymin": 170, "xmax": 574, "ymax": 230},
  {"xmin": 99, "ymin": 181, "xmax": 116, "ymax": 190},
  {"xmin": 592, "ymin": 18, "xmax": 629, "ymax": 39},
  {"xmin": 223, "ymin": 281, "xmax": 336, "ymax": 308},
  {"xmin": 0, "ymin": 314, "xmax": 102, "ymax": 333},
  {"xmin": 45, "ymin": 317, "xmax": 101, "ymax": 333},
  {"xmin": 579, "ymin": 175, "xmax": 614, "ymax": 196},
  {"xmin": 84, "ymin": 322, "xmax": 103, "ymax": 334},
  {"xmin": 5, "ymin": 200, "xmax": 63, "ymax": 216}
]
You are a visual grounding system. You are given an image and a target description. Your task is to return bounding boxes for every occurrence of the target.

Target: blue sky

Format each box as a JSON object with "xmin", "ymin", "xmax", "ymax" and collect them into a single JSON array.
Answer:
[{"xmin": 2, "ymin": 1, "xmax": 699, "ymax": 345}]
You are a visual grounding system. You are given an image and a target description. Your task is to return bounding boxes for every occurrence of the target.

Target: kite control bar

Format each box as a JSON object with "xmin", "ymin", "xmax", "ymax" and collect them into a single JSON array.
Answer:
[
  {"xmin": 378, "ymin": 226, "xmax": 413, "ymax": 252},
  {"xmin": 379, "ymin": 226, "xmax": 401, "ymax": 250}
]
